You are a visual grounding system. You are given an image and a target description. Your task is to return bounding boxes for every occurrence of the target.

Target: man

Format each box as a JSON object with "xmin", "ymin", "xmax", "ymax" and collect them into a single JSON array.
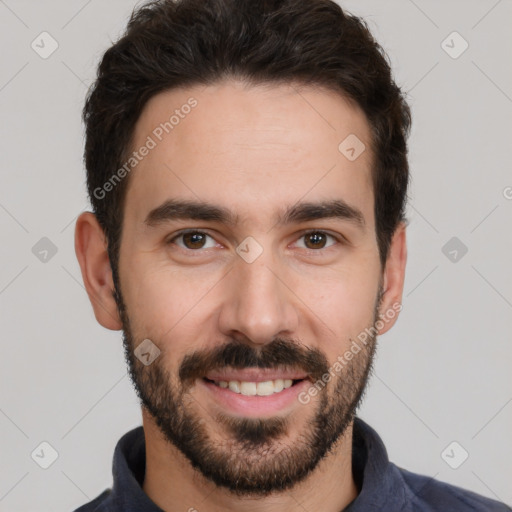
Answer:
[{"xmin": 73, "ymin": 0, "xmax": 510, "ymax": 510}]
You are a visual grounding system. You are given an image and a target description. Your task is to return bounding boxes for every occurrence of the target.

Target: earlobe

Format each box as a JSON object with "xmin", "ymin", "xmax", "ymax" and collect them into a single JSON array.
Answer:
[
  {"xmin": 377, "ymin": 222, "xmax": 407, "ymax": 335},
  {"xmin": 74, "ymin": 212, "xmax": 123, "ymax": 331}
]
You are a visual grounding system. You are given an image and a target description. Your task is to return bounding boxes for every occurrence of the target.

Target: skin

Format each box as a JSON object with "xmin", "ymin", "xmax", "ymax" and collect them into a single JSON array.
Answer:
[{"xmin": 75, "ymin": 80, "xmax": 407, "ymax": 512}]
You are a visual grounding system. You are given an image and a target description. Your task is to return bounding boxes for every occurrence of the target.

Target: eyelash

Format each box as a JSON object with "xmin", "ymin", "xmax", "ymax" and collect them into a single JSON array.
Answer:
[{"xmin": 166, "ymin": 229, "xmax": 343, "ymax": 253}]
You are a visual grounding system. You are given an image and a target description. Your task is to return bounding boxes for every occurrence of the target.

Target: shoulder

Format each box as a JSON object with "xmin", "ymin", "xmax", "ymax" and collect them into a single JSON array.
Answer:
[
  {"xmin": 71, "ymin": 489, "xmax": 112, "ymax": 512},
  {"xmin": 396, "ymin": 465, "xmax": 511, "ymax": 511}
]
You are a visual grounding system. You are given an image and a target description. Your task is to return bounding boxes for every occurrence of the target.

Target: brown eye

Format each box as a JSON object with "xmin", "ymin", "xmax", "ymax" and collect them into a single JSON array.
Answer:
[
  {"xmin": 169, "ymin": 231, "xmax": 217, "ymax": 250},
  {"xmin": 297, "ymin": 231, "xmax": 337, "ymax": 250},
  {"xmin": 182, "ymin": 232, "xmax": 207, "ymax": 249},
  {"xmin": 306, "ymin": 232, "xmax": 326, "ymax": 249}
]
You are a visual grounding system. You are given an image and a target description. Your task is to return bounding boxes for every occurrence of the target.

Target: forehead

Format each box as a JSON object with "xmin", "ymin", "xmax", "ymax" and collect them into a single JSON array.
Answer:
[{"xmin": 125, "ymin": 80, "xmax": 374, "ymax": 230}]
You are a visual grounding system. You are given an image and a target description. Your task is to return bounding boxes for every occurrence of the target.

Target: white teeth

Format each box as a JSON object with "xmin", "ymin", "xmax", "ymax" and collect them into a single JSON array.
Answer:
[
  {"xmin": 213, "ymin": 378, "xmax": 297, "ymax": 396},
  {"xmin": 240, "ymin": 382, "xmax": 257, "ymax": 396},
  {"xmin": 228, "ymin": 381, "xmax": 240, "ymax": 393},
  {"xmin": 273, "ymin": 379, "xmax": 284, "ymax": 393},
  {"xmin": 256, "ymin": 381, "xmax": 275, "ymax": 396}
]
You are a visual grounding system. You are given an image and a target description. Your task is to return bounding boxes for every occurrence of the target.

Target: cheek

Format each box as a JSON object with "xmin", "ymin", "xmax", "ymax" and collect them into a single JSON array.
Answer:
[
  {"xmin": 292, "ymin": 265, "xmax": 379, "ymax": 353},
  {"xmin": 120, "ymin": 260, "xmax": 222, "ymax": 341}
]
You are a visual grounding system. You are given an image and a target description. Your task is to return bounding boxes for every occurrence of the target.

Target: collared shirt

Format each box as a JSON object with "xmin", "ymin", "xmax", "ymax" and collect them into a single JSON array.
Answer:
[{"xmin": 73, "ymin": 417, "xmax": 511, "ymax": 511}]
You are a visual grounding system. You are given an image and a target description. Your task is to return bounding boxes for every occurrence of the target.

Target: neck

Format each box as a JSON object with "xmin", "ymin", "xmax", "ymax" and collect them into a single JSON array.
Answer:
[{"xmin": 141, "ymin": 410, "xmax": 358, "ymax": 512}]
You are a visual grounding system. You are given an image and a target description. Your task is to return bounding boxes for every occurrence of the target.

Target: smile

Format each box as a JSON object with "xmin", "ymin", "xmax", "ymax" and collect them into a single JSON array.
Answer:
[{"xmin": 205, "ymin": 378, "xmax": 300, "ymax": 396}]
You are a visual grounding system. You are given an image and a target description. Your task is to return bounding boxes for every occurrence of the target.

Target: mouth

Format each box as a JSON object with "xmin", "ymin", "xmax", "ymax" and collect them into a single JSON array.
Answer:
[
  {"xmin": 203, "ymin": 377, "xmax": 305, "ymax": 396},
  {"xmin": 199, "ymin": 370, "xmax": 311, "ymax": 417}
]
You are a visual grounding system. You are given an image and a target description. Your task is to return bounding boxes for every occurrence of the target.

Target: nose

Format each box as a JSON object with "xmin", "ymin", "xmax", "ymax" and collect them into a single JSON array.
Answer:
[{"xmin": 218, "ymin": 251, "xmax": 300, "ymax": 346}]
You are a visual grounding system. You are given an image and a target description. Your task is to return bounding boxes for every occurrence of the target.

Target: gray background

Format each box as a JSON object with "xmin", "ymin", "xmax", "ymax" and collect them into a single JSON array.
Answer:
[{"xmin": 0, "ymin": 0, "xmax": 511, "ymax": 510}]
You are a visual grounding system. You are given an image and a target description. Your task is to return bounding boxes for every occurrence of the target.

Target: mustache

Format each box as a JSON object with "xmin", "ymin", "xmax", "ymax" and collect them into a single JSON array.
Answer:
[{"xmin": 179, "ymin": 338, "xmax": 330, "ymax": 384}]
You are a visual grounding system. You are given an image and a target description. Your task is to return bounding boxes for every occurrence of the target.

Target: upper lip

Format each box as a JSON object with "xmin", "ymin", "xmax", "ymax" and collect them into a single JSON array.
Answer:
[{"xmin": 204, "ymin": 368, "xmax": 309, "ymax": 383}]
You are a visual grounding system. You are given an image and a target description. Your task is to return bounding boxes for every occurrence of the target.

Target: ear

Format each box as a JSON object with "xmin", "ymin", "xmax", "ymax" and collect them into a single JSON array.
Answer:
[
  {"xmin": 377, "ymin": 222, "xmax": 407, "ymax": 335},
  {"xmin": 74, "ymin": 212, "xmax": 123, "ymax": 330}
]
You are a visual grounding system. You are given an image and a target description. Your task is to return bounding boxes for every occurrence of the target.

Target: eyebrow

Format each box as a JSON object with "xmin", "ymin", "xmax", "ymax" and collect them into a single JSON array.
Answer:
[{"xmin": 144, "ymin": 198, "xmax": 366, "ymax": 230}]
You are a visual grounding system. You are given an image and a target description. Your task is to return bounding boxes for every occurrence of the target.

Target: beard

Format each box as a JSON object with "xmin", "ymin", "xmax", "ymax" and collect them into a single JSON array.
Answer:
[{"xmin": 114, "ymin": 280, "xmax": 383, "ymax": 497}]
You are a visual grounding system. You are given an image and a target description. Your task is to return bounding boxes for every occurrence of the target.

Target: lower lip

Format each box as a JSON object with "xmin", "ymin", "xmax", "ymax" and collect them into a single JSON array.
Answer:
[{"xmin": 200, "ymin": 378, "xmax": 311, "ymax": 417}]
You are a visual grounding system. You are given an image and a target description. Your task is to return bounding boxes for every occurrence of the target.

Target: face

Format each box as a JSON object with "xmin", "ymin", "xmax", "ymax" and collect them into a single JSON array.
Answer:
[{"xmin": 112, "ymin": 80, "xmax": 390, "ymax": 496}]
